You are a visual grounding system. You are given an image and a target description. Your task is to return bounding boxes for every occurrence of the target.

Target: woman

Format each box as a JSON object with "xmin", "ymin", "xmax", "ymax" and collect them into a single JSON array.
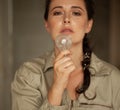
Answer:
[{"xmin": 11, "ymin": 0, "xmax": 120, "ymax": 110}]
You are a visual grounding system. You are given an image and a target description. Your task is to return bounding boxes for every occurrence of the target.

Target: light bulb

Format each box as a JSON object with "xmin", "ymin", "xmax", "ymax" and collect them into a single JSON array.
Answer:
[{"xmin": 55, "ymin": 35, "xmax": 72, "ymax": 51}]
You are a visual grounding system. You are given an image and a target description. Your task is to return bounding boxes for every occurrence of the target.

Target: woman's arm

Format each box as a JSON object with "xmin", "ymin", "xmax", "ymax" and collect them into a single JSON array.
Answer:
[{"xmin": 11, "ymin": 61, "xmax": 68, "ymax": 110}]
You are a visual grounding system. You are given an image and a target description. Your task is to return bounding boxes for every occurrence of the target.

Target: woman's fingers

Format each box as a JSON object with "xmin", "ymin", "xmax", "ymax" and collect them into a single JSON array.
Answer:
[
  {"xmin": 54, "ymin": 57, "xmax": 71, "ymax": 69},
  {"xmin": 54, "ymin": 54, "xmax": 76, "ymax": 74},
  {"xmin": 55, "ymin": 50, "xmax": 71, "ymax": 63}
]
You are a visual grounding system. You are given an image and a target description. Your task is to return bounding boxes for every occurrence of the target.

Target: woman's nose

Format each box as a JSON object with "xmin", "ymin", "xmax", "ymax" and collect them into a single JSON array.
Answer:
[{"xmin": 63, "ymin": 14, "xmax": 70, "ymax": 24}]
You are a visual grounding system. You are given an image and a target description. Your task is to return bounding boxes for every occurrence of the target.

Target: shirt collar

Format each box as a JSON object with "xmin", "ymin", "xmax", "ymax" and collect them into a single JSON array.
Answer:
[
  {"xmin": 90, "ymin": 53, "xmax": 111, "ymax": 76},
  {"xmin": 43, "ymin": 51, "xmax": 55, "ymax": 72}
]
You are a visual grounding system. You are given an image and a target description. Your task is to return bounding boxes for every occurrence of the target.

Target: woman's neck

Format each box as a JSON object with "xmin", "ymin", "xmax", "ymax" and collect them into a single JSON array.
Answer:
[{"xmin": 70, "ymin": 43, "xmax": 83, "ymax": 68}]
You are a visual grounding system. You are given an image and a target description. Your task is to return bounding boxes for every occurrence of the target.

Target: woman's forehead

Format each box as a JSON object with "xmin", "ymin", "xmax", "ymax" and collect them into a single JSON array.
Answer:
[{"xmin": 49, "ymin": 0, "xmax": 86, "ymax": 9}]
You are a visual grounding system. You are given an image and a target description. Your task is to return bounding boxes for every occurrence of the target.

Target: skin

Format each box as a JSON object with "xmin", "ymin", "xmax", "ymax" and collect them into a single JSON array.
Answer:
[{"xmin": 45, "ymin": 0, "xmax": 93, "ymax": 105}]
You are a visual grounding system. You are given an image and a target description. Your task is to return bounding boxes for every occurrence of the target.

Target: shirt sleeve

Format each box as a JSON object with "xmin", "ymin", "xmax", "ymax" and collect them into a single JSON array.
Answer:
[
  {"xmin": 11, "ymin": 62, "xmax": 68, "ymax": 110},
  {"xmin": 111, "ymin": 68, "xmax": 120, "ymax": 110}
]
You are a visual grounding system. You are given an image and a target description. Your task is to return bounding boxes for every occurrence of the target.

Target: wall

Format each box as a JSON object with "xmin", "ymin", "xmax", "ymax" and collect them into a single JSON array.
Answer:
[
  {"xmin": 0, "ymin": 0, "xmax": 4, "ymax": 108},
  {"xmin": 13, "ymin": 0, "xmax": 53, "ymax": 71},
  {"xmin": 109, "ymin": 0, "xmax": 120, "ymax": 68},
  {"xmin": 0, "ymin": 0, "xmax": 13, "ymax": 110},
  {"xmin": 90, "ymin": 0, "xmax": 110, "ymax": 61}
]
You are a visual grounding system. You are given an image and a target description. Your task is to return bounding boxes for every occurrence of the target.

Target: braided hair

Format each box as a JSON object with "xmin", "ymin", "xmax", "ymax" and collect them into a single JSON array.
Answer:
[{"xmin": 76, "ymin": 35, "xmax": 96, "ymax": 99}]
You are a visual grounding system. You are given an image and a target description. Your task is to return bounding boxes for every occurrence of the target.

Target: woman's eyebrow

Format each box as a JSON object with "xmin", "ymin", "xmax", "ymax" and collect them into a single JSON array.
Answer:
[
  {"xmin": 71, "ymin": 6, "xmax": 85, "ymax": 12},
  {"xmin": 50, "ymin": 6, "xmax": 85, "ymax": 12},
  {"xmin": 50, "ymin": 6, "xmax": 62, "ymax": 12}
]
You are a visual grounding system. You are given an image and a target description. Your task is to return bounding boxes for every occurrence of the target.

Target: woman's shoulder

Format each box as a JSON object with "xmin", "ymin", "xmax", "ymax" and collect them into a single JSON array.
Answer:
[
  {"xmin": 90, "ymin": 53, "xmax": 120, "ymax": 91},
  {"xmin": 18, "ymin": 50, "xmax": 54, "ymax": 74},
  {"xmin": 90, "ymin": 53, "xmax": 120, "ymax": 77},
  {"xmin": 12, "ymin": 51, "xmax": 54, "ymax": 90}
]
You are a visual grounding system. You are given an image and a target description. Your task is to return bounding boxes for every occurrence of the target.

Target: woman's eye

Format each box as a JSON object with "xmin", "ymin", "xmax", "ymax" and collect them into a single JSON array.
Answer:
[
  {"xmin": 53, "ymin": 11, "xmax": 62, "ymax": 16},
  {"xmin": 72, "ymin": 11, "xmax": 81, "ymax": 16}
]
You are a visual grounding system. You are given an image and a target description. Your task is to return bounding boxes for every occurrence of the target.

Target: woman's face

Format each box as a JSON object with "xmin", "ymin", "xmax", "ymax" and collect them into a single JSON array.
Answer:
[{"xmin": 45, "ymin": 0, "xmax": 93, "ymax": 45}]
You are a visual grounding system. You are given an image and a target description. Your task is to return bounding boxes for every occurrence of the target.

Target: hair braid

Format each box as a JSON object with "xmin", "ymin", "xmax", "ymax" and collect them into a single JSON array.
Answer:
[{"xmin": 76, "ymin": 34, "xmax": 94, "ymax": 99}]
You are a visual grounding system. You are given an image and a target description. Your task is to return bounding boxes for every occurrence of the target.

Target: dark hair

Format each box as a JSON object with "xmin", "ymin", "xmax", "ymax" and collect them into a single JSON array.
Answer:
[
  {"xmin": 44, "ymin": 0, "xmax": 95, "ymax": 99},
  {"xmin": 76, "ymin": 35, "xmax": 96, "ymax": 100},
  {"xmin": 44, "ymin": 0, "xmax": 50, "ymax": 21},
  {"xmin": 84, "ymin": 0, "xmax": 95, "ymax": 20}
]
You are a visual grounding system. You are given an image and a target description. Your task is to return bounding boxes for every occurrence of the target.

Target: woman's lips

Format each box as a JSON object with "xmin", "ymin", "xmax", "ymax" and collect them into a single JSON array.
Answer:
[{"xmin": 60, "ymin": 28, "xmax": 74, "ymax": 34}]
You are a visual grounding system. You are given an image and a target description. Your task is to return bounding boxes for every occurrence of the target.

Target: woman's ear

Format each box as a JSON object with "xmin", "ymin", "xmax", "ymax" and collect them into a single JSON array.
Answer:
[
  {"xmin": 44, "ymin": 20, "xmax": 50, "ymax": 33},
  {"xmin": 86, "ymin": 19, "xmax": 93, "ymax": 33}
]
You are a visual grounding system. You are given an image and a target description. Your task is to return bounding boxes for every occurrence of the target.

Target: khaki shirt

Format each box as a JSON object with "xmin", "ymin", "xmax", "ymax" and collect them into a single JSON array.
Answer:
[{"xmin": 11, "ymin": 51, "xmax": 120, "ymax": 110}]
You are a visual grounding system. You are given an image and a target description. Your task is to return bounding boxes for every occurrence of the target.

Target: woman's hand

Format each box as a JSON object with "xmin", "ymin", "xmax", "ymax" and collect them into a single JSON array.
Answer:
[
  {"xmin": 48, "ymin": 50, "xmax": 76, "ymax": 105},
  {"xmin": 54, "ymin": 50, "xmax": 76, "ymax": 89}
]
